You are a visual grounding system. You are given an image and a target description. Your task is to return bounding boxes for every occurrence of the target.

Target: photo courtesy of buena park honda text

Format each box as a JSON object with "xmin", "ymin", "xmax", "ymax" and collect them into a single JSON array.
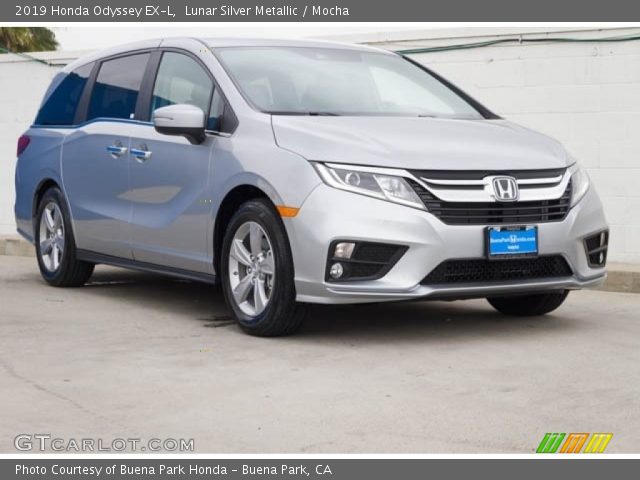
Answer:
[{"xmin": 0, "ymin": 0, "xmax": 639, "ymax": 478}]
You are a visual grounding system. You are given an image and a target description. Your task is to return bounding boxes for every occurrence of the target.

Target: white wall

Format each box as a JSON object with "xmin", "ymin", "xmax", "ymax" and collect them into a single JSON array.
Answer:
[
  {"xmin": 0, "ymin": 52, "xmax": 71, "ymax": 235},
  {"xmin": 365, "ymin": 27, "xmax": 640, "ymax": 263},
  {"xmin": 1, "ymin": 28, "xmax": 639, "ymax": 262}
]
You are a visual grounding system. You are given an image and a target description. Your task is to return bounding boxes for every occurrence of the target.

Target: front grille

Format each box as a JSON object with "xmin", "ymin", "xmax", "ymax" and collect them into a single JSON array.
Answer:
[
  {"xmin": 410, "ymin": 168, "xmax": 566, "ymax": 181},
  {"xmin": 409, "ymin": 180, "xmax": 572, "ymax": 225},
  {"xmin": 421, "ymin": 256, "xmax": 573, "ymax": 285}
]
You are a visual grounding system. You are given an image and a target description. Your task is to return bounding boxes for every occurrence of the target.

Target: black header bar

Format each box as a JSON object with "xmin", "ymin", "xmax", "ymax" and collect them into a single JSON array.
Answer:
[{"xmin": 5, "ymin": 0, "xmax": 640, "ymax": 22}]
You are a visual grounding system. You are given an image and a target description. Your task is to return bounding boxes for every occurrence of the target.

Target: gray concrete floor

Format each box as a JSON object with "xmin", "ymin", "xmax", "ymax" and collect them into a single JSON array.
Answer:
[{"xmin": 1, "ymin": 255, "xmax": 639, "ymax": 453}]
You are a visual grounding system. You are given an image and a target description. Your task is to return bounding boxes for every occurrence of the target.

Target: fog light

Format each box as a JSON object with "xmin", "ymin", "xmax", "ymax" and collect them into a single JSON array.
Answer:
[
  {"xmin": 329, "ymin": 262, "xmax": 344, "ymax": 279},
  {"xmin": 334, "ymin": 242, "xmax": 355, "ymax": 259}
]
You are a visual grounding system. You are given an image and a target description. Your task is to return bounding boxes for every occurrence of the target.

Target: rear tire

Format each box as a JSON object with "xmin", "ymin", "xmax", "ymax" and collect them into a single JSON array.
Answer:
[
  {"xmin": 35, "ymin": 187, "xmax": 94, "ymax": 287},
  {"xmin": 220, "ymin": 199, "xmax": 308, "ymax": 336},
  {"xmin": 487, "ymin": 291, "xmax": 569, "ymax": 316}
]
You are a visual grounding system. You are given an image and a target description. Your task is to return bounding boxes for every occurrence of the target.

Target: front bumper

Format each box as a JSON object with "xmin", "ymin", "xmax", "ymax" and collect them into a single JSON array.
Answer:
[{"xmin": 285, "ymin": 183, "xmax": 608, "ymax": 304}]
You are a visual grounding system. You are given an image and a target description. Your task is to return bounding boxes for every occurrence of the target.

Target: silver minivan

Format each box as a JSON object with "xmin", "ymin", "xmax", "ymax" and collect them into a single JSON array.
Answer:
[{"xmin": 15, "ymin": 37, "xmax": 609, "ymax": 336}]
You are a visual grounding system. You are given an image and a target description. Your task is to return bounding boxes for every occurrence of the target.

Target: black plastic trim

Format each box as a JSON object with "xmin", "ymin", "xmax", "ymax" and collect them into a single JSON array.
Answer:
[
  {"xmin": 137, "ymin": 50, "xmax": 163, "ymax": 122},
  {"xmin": 583, "ymin": 229, "xmax": 609, "ymax": 268},
  {"xmin": 325, "ymin": 241, "xmax": 408, "ymax": 283},
  {"xmin": 73, "ymin": 61, "xmax": 99, "ymax": 125},
  {"xmin": 76, "ymin": 250, "xmax": 216, "ymax": 285}
]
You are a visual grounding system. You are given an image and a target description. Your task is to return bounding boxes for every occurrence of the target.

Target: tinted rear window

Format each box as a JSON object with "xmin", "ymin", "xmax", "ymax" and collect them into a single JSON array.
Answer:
[
  {"xmin": 34, "ymin": 62, "xmax": 93, "ymax": 126},
  {"xmin": 87, "ymin": 53, "xmax": 149, "ymax": 121}
]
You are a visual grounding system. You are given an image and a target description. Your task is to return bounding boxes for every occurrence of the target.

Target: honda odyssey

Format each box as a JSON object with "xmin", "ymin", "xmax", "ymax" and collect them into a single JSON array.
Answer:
[{"xmin": 14, "ymin": 37, "xmax": 609, "ymax": 336}]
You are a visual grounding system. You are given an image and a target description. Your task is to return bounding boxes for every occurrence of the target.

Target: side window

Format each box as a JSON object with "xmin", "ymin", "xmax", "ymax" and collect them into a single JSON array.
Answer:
[
  {"xmin": 34, "ymin": 62, "xmax": 93, "ymax": 125},
  {"xmin": 151, "ymin": 52, "xmax": 213, "ymax": 118},
  {"xmin": 87, "ymin": 53, "xmax": 150, "ymax": 121}
]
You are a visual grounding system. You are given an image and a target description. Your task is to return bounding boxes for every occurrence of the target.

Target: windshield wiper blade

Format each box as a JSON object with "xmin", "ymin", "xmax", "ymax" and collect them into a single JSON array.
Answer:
[
  {"xmin": 417, "ymin": 113, "xmax": 481, "ymax": 120},
  {"xmin": 269, "ymin": 111, "xmax": 341, "ymax": 116}
]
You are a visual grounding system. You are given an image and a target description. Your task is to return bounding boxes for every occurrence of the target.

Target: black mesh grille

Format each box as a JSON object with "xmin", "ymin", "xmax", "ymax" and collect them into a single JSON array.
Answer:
[
  {"xmin": 408, "ymin": 180, "xmax": 572, "ymax": 225},
  {"xmin": 345, "ymin": 263, "xmax": 385, "ymax": 278},
  {"xmin": 354, "ymin": 243, "xmax": 401, "ymax": 263},
  {"xmin": 422, "ymin": 256, "xmax": 573, "ymax": 285}
]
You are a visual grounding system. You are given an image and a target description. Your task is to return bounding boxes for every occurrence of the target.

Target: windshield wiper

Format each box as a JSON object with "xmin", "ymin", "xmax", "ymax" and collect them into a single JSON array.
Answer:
[
  {"xmin": 416, "ymin": 113, "xmax": 482, "ymax": 120},
  {"xmin": 268, "ymin": 111, "xmax": 341, "ymax": 116}
]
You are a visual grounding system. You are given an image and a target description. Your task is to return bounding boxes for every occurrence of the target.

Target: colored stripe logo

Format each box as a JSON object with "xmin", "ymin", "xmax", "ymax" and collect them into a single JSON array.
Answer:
[
  {"xmin": 537, "ymin": 433, "xmax": 612, "ymax": 453},
  {"xmin": 536, "ymin": 433, "xmax": 565, "ymax": 453},
  {"xmin": 584, "ymin": 433, "xmax": 614, "ymax": 453}
]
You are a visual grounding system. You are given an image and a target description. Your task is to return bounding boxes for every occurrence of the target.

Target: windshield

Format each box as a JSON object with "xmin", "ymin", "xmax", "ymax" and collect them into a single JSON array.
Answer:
[{"xmin": 215, "ymin": 46, "xmax": 484, "ymax": 118}]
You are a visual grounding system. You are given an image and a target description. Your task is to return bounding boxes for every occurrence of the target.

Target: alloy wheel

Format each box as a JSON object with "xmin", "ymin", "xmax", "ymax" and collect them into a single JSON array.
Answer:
[
  {"xmin": 38, "ymin": 202, "xmax": 65, "ymax": 272},
  {"xmin": 228, "ymin": 221, "xmax": 275, "ymax": 316}
]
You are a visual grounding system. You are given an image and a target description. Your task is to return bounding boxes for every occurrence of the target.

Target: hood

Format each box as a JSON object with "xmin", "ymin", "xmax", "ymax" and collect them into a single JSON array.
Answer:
[{"xmin": 271, "ymin": 116, "xmax": 570, "ymax": 170}]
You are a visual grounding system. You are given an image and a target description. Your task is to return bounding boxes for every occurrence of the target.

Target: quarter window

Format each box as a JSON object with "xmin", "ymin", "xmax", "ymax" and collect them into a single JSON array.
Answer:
[
  {"xmin": 34, "ymin": 62, "xmax": 93, "ymax": 125},
  {"xmin": 208, "ymin": 89, "xmax": 225, "ymax": 131},
  {"xmin": 87, "ymin": 53, "xmax": 150, "ymax": 121}
]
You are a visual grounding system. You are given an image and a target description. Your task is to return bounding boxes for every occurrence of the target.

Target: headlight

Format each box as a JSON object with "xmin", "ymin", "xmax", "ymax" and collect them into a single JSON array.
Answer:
[
  {"xmin": 313, "ymin": 163, "xmax": 424, "ymax": 210},
  {"xmin": 569, "ymin": 163, "xmax": 590, "ymax": 207}
]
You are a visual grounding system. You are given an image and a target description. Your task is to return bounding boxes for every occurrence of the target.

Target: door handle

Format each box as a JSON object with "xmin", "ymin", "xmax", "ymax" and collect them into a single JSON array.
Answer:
[
  {"xmin": 130, "ymin": 145, "xmax": 152, "ymax": 162},
  {"xmin": 107, "ymin": 143, "xmax": 127, "ymax": 158}
]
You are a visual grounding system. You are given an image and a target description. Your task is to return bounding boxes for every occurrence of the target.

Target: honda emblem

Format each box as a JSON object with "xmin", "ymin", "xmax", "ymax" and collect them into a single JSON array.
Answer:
[{"xmin": 492, "ymin": 176, "xmax": 519, "ymax": 202}]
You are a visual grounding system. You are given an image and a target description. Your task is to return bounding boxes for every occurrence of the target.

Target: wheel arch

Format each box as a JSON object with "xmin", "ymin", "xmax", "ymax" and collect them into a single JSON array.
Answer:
[{"xmin": 33, "ymin": 178, "xmax": 61, "ymax": 219}]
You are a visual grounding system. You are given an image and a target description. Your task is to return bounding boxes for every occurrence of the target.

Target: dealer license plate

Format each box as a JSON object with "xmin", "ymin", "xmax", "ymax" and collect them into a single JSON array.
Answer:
[{"xmin": 486, "ymin": 226, "xmax": 538, "ymax": 258}]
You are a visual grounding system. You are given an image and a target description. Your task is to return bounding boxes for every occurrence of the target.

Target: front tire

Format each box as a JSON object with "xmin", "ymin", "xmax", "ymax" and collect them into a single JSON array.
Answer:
[
  {"xmin": 487, "ymin": 291, "xmax": 569, "ymax": 316},
  {"xmin": 221, "ymin": 199, "xmax": 308, "ymax": 336},
  {"xmin": 35, "ymin": 187, "xmax": 94, "ymax": 287}
]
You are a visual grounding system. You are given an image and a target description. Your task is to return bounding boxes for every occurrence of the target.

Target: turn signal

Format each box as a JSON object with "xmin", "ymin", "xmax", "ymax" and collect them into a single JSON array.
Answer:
[{"xmin": 276, "ymin": 205, "xmax": 299, "ymax": 218}]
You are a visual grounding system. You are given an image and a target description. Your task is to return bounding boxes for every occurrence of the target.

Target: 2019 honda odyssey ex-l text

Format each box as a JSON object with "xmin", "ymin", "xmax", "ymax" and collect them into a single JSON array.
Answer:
[{"xmin": 15, "ymin": 38, "xmax": 609, "ymax": 336}]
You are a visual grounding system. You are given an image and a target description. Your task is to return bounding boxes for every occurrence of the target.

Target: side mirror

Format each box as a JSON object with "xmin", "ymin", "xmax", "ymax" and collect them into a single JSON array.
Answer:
[{"xmin": 152, "ymin": 104, "xmax": 206, "ymax": 145}]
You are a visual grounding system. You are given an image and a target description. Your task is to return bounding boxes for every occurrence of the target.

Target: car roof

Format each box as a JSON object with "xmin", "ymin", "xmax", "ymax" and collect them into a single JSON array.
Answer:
[
  {"xmin": 62, "ymin": 37, "xmax": 394, "ymax": 73},
  {"xmin": 62, "ymin": 38, "xmax": 162, "ymax": 72},
  {"xmin": 204, "ymin": 37, "xmax": 393, "ymax": 54}
]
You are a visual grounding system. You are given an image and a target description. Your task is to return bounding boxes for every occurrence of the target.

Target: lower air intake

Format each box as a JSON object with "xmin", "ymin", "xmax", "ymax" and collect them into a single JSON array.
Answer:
[
  {"xmin": 422, "ymin": 256, "xmax": 573, "ymax": 285},
  {"xmin": 584, "ymin": 230, "xmax": 609, "ymax": 268}
]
